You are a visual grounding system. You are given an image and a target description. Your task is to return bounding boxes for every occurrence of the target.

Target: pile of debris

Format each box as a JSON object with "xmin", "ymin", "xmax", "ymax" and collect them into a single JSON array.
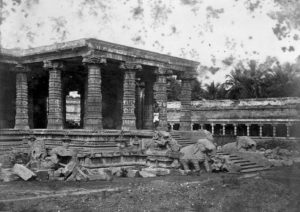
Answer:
[
  {"xmin": 110, "ymin": 166, "xmax": 171, "ymax": 178},
  {"xmin": 259, "ymin": 147, "xmax": 300, "ymax": 167},
  {"xmin": 0, "ymin": 135, "xmax": 113, "ymax": 182}
]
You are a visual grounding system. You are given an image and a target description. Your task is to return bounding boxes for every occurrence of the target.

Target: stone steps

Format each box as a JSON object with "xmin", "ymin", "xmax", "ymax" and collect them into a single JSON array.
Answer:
[
  {"xmin": 170, "ymin": 132, "xmax": 194, "ymax": 147},
  {"xmin": 216, "ymin": 151, "xmax": 269, "ymax": 173}
]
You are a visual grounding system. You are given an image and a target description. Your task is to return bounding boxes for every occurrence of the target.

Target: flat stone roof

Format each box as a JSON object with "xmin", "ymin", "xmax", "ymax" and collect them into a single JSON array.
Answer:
[{"xmin": 0, "ymin": 38, "xmax": 199, "ymax": 72}]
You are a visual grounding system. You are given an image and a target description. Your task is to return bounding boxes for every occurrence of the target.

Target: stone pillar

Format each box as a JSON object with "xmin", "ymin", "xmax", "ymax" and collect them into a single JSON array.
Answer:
[
  {"xmin": 272, "ymin": 124, "xmax": 277, "ymax": 137},
  {"xmin": 143, "ymin": 79, "xmax": 154, "ymax": 129},
  {"xmin": 222, "ymin": 124, "xmax": 226, "ymax": 135},
  {"xmin": 246, "ymin": 124, "xmax": 250, "ymax": 136},
  {"xmin": 286, "ymin": 123, "xmax": 291, "ymax": 137},
  {"xmin": 179, "ymin": 73, "xmax": 194, "ymax": 131},
  {"xmin": 120, "ymin": 62, "xmax": 141, "ymax": 130},
  {"xmin": 82, "ymin": 52, "xmax": 106, "ymax": 130},
  {"xmin": 211, "ymin": 123, "xmax": 215, "ymax": 135},
  {"xmin": 136, "ymin": 79, "xmax": 145, "ymax": 129},
  {"xmin": 170, "ymin": 123, "xmax": 174, "ymax": 131},
  {"xmin": 233, "ymin": 124, "xmax": 237, "ymax": 136},
  {"xmin": 259, "ymin": 124, "xmax": 263, "ymax": 137},
  {"xmin": 153, "ymin": 67, "xmax": 170, "ymax": 131},
  {"xmin": 200, "ymin": 124, "xmax": 204, "ymax": 130},
  {"xmin": 44, "ymin": 61, "xmax": 64, "ymax": 129},
  {"xmin": 14, "ymin": 64, "xmax": 30, "ymax": 130}
]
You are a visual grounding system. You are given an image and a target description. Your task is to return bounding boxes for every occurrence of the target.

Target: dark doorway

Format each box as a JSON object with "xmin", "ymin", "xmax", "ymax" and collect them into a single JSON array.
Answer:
[
  {"xmin": 102, "ymin": 64, "xmax": 123, "ymax": 129},
  {"xmin": 29, "ymin": 67, "xmax": 48, "ymax": 128}
]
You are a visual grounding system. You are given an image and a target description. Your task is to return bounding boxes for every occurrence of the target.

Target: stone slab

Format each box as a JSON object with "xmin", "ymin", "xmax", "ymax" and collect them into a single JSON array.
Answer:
[{"xmin": 13, "ymin": 164, "xmax": 36, "ymax": 181}]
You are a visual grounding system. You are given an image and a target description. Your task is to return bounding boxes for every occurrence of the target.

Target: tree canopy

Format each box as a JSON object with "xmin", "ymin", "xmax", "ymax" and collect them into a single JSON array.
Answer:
[{"xmin": 167, "ymin": 58, "xmax": 300, "ymax": 101}]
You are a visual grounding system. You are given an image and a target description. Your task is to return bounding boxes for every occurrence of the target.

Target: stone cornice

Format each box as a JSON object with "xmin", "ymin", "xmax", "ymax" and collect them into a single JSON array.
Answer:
[
  {"xmin": 0, "ymin": 39, "xmax": 199, "ymax": 72},
  {"xmin": 178, "ymin": 72, "xmax": 197, "ymax": 80}
]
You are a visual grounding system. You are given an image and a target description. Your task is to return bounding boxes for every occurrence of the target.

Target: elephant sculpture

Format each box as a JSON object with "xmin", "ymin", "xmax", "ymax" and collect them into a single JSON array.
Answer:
[
  {"xmin": 222, "ymin": 136, "xmax": 256, "ymax": 152},
  {"xmin": 179, "ymin": 138, "xmax": 216, "ymax": 172}
]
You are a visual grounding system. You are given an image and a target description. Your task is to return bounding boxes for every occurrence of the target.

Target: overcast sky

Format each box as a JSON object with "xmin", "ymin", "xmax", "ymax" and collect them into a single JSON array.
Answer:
[{"xmin": 1, "ymin": 0, "xmax": 300, "ymax": 83}]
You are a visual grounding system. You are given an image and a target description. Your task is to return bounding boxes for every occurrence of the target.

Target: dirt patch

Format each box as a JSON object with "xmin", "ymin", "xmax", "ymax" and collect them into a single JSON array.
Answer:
[{"xmin": 0, "ymin": 167, "xmax": 299, "ymax": 212}]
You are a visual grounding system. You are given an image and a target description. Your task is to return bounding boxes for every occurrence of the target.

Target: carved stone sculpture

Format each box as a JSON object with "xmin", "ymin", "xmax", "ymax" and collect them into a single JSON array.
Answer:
[
  {"xmin": 222, "ymin": 136, "xmax": 256, "ymax": 152},
  {"xmin": 179, "ymin": 138, "xmax": 216, "ymax": 172}
]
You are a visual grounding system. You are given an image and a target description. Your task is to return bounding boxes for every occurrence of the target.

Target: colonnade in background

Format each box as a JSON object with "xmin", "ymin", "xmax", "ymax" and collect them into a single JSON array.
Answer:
[{"xmin": 168, "ymin": 122, "xmax": 299, "ymax": 138}]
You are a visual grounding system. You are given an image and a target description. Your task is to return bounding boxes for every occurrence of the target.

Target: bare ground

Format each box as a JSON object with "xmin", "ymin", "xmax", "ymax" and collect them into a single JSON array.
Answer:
[{"xmin": 0, "ymin": 165, "xmax": 300, "ymax": 212}]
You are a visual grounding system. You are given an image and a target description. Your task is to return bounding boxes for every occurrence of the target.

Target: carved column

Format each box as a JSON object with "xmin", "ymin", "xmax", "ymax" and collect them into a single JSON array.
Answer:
[
  {"xmin": 222, "ymin": 124, "xmax": 226, "ymax": 135},
  {"xmin": 246, "ymin": 124, "xmax": 250, "ymax": 136},
  {"xmin": 200, "ymin": 124, "xmax": 203, "ymax": 130},
  {"xmin": 211, "ymin": 123, "xmax": 215, "ymax": 135},
  {"xmin": 259, "ymin": 124, "xmax": 263, "ymax": 137},
  {"xmin": 170, "ymin": 123, "xmax": 174, "ymax": 131},
  {"xmin": 136, "ymin": 79, "xmax": 145, "ymax": 129},
  {"xmin": 14, "ymin": 64, "xmax": 30, "ymax": 129},
  {"xmin": 44, "ymin": 61, "xmax": 64, "ymax": 129},
  {"xmin": 233, "ymin": 124, "xmax": 237, "ymax": 136},
  {"xmin": 153, "ymin": 67, "xmax": 170, "ymax": 131},
  {"xmin": 179, "ymin": 73, "xmax": 193, "ymax": 131},
  {"xmin": 120, "ymin": 62, "xmax": 141, "ymax": 130},
  {"xmin": 82, "ymin": 52, "xmax": 106, "ymax": 130},
  {"xmin": 143, "ymin": 79, "xmax": 154, "ymax": 129},
  {"xmin": 286, "ymin": 123, "xmax": 291, "ymax": 137},
  {"xmin": 272, "ymin": 124, "xmax": 277, "ymax": 137}
]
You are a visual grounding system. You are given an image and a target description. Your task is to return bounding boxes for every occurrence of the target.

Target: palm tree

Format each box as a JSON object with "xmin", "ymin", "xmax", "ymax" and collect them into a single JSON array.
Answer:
[{"xmin": 204, "ymin": 81, "xmax": 221, "ymax": 100}]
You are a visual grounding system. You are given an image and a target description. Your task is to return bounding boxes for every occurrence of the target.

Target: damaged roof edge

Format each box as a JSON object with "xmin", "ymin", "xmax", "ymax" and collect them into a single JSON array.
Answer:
[{"xmin": 0, "ymin": 38, "xmax": 199, "ymax": 68}]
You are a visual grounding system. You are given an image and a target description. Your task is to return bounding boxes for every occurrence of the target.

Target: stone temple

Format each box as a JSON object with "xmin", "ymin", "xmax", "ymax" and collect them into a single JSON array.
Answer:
[
  {"xmin": 0, "ymin": 39, "xmax": 299, "ymax": 169},
  {"xmin": 0, "ymin": 38, "xmax": 198, "ymax": 151}
]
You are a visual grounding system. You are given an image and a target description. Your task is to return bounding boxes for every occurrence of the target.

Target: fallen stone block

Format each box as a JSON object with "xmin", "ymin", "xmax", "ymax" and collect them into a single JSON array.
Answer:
[
  {"xmin": 62, "ymin": 160, "xmax": 77, "ymax": 177},
  {"xmin": 126, "ymin": 169, "xmax": 140, "ymax": 178},
  {"xmin": 139, "ymin": 170, "xmax": 156, "ymax": 178},
  {"xmin": 13, "ymin": 164, "xmax": 36, "ymax": 181},
  {"xmin": 142, "ymin": 167, "xmax": 170, "ymax": 176}
]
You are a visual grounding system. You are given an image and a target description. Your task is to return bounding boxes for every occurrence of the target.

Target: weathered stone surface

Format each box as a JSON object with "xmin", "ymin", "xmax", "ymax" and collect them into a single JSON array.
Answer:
[
  {"xmin": 126, "ymin": 169, "xmax": 140, "ymax": 178},
  {"xmin": 1, "ymin": 168, "xmax": 20, "ymax": 182},
  {"xmin": 153, "ymin": 69, "xmax": 168, "ymax": 130},
  {"xmin": 282, "ymin": 159, "xmax": 293, "ymax": 166},
  {"xmin": 50, "ymin": 146, "xmax": 75, "ymax": 157},
  {"xmin": 222, "ymin": 136, "xmax": 256, "ymax": 152},
  {"xmin": 14, "ymin": 65, "xmax": 29, "ymax": 130},
  {"xmin": 293, "ymin": 157, "xmax": 300, "ymax": 163},
  {"xmin": 141, "ymin": 167, "xmax": 170, "ymax": 176},
  {"xmin": 35, "ymin": 169, "xmax": 49, "ymax": 181},
  {"xmin": 121, "ymin": 64, "xmax": 139, "ymax": 130},
  {"xmin": 13, "ymin": 164, "xmax": 36, "ymax": 181},
  {"xmin": 88, "ymin": 169, "xmax": 112, "ymax": 181},
  {"xmin": 139, "ymin": 170, "xmax": 156, "ymax": 178}
]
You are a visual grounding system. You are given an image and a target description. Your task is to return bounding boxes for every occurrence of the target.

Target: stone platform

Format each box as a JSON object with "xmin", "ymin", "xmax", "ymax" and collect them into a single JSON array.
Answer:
[{"xmin": 0, "ymin": 129, "xmax": 179, "ymax": 169}]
